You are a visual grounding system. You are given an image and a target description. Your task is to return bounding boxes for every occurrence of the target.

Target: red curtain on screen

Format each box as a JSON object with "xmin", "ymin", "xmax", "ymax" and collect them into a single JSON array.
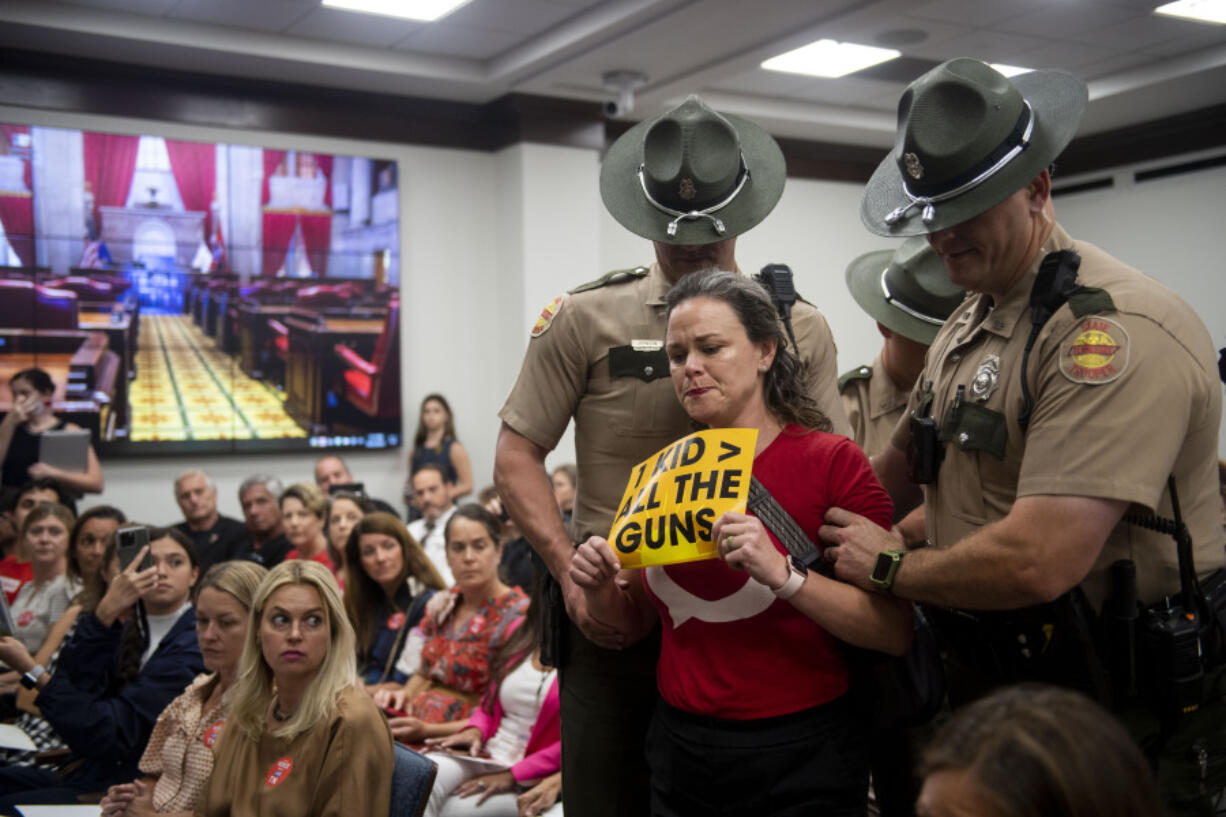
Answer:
[
  {"xmin": 300, "ymin": 153, "xmax": 333, "ymax": 276},
  {"xmin": 262, "ymin": 150, "xmax": 333, "ymax": 277},
  {"xmin": 165, "ymin": 138, "xmax": 216, "ymax": 242},
  {"xmin": 261, "ymin": 150, "xmax": 292, "ymax": 276},
  {"xmin": 82, "ymin": 132, "xmax": 140, "ymax": 236},
  {"xmin": 0, "ymin": 124, "xmax": 34, "ymax": 268}
]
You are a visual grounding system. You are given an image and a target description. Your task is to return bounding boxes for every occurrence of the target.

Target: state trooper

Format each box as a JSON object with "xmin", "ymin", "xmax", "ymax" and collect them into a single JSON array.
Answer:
[
  {"xmin": 821, "ymin": 58, "xmax": 1226, "ymax": 817},
  {"xmin": 494, "ymin": 95, "xmax": 848, "ymax": 817}
]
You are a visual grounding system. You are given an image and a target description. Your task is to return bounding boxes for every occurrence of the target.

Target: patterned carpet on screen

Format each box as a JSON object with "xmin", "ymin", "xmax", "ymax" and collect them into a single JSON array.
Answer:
[{"xmin": 128, "ymin": 314, "xmax": 306, "ymax": 442}]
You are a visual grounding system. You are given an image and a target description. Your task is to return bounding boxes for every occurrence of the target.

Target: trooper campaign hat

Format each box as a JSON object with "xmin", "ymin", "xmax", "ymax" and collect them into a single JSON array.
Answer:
[
  {"xmin": 861, "ymin": 58, "xmax": 1087, "ymax": 237},
  {"xmin": 845, "ymin": 237, "xmax": 966, "ymax": 345},
  {"xmin": 600, "ymin": 95, "xmax": 786, "ymax": 246}
]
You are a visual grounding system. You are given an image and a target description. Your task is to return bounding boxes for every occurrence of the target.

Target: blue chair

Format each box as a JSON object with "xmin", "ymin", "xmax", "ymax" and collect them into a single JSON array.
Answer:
[{"xmin": 391, "ymin": 742, "xmax": 438, "ymax": 817}]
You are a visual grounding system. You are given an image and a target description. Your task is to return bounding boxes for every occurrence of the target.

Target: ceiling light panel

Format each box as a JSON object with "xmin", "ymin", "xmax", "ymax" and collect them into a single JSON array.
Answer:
[
  {"xmin": 1154, "ymin": 0, "xmax": 1226, "ymax": 25},
  {"xmin": 990, "ymin": 63, "xmax": 1033, "ymax": 76},
  {"xmin": 762, "ymin": 39, "xmax": 901, "ymax": 78},
  {"xmin": 321, "ymin": 0, "xmax": 473, "ymax": 23}
]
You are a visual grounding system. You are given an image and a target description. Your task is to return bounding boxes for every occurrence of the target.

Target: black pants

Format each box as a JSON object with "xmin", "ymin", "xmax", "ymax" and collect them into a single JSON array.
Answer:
[
  {"xmin": 646, "ymin": 696, "xmax": 869, "ymax": 817},
  {"xmin": 0, "ymin": 764, "xmax": 89, "ymax": 816},
  {"xmin": 558, "ymin": 619, "xmax": 660, "ymax": 817}
]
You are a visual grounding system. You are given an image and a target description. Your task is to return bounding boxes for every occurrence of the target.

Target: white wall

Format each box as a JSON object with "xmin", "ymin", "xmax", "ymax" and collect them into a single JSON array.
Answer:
[
  {"xmin": 1053, "ymin": 156, "xmax": 1226, "ymax": 458},
  {"xmin": 2, "ymin": 98, "xmax": 1224, "ymax": 525}
]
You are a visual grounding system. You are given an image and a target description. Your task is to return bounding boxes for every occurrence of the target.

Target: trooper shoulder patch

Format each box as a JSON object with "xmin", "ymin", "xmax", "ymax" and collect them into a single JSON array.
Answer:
[
  {"xmin": 531, "ymin": 295, "xmax": 565, "ymax": 338},
  {"xmin": 1060, "ymin": 316, "xmax": 1129, "ymax": 384}
]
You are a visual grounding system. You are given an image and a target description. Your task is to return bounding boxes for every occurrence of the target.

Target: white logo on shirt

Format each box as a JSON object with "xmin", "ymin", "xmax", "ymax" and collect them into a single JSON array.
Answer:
[{"xmin": 646, "ymin": 566, "xmax": 775, "ymax": 628}]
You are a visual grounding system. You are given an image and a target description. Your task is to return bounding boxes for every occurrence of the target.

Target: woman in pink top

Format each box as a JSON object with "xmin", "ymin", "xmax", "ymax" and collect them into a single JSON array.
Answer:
[{"xmin": 422, "ymin": 585, "xmax": 560, "ymax": 817}]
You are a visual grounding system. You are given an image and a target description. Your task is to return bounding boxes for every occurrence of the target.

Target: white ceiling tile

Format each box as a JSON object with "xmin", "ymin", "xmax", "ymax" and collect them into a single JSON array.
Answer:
[
  {"xmin": 909, "ymin": 0, "xmax": 1061, "ymax": 28},
  {"xmin": 396, "ymin": 22, "xmax": 525, "ymax": 59},
  {"xmin": 167, "ymin": 0, "xmax": 315, "ymax": 33},
  {"xmin": 1013, "ymin": 40, "xmax": 1119, "ymax": 72},
  {"xmin": 832, "ymin": 15, "xmax": 972, "ymax": 55},
  {"xmin": 1072, "ymin": 12, "xmax": 1208, "ymax": 50},
  {"xmin": 286, "ymin": 7, "xmax": 425, "ymax": 48},
  {"xmin": 60, "ymin": 0, "xmax": 180, "ymax": 15},
  {"xmin": 924, "ymin": 28, "xmax": 1051, "ymax": 64},
  {"xmin": 442, "ymin": 0, "xmax": 577, "ymax": 35},
  {"xmin": 712, "ymin": 68, "xmax": 827, "ymax": 97},
  {"xmin": 781, "ymin": 75, "xmax": 906, "ymax": 107},
  {"xmin": 995, "ymin": 1, "xmax": 1141, "ymax": 37},
  {"xmin": 1076, "ymin": 51, "xmax": 1161, "ymax": 80},
  {"xmin": 1141, "ymin": 29, "xmax": 1226, "ymax": 56}
]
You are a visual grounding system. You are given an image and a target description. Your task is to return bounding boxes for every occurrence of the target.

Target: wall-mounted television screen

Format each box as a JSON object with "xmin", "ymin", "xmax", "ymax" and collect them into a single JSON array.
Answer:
[{"xmin": 0, "ymin": 122, "xmax": 401, "ymax": 457}]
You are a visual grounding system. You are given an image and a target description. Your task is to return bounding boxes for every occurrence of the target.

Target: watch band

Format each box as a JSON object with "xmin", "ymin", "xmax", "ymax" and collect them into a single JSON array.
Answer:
[
  {"xmin": 870, "ymin": 549, "xmax": 906, "ymax": 594},
  {"xmin": 772, "ymin": 562, "xmax": 806, "ymax": 600},
  {"xmin": 20, "ymin": 664, "xmax": 46, "ymax": 690}
]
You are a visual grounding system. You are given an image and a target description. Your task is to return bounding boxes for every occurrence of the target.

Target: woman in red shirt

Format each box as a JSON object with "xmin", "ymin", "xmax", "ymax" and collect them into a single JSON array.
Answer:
[{"xmin": 572, "ymin": 269, "xmax": 912, "ymax": 816}]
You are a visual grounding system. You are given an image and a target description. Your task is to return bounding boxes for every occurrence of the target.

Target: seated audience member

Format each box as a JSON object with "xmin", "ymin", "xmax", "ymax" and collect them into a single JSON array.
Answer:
[
  {"xmin": 172, "ymin": 470, "xmax": 247, "ymax": 573},
  {"xmin": 408, "ymin": 464, "xmax": 458, "ymax": 586},
  {"xmin": 409, "ymin": 394, "xmax": 474, "ymax": 503},
  {"xmin": 235, "ymin": 475, "xmax": 290, "ymax": 568},
  {"xmin": 313, "ymin": 454, "xmax": 398, "ymax": 516},
  {"xmin": 281, "ymin": 483, "xmax": 334, "ymax": 572},
  {"xmin": 0, "ymin": 506, "xmax": 124, "ymax": 769},
  {"xmin": 0, "ymin": 480, "xmax": 68, "ymax": 604},
  {"xmin": 478, "ymin": 485, "xmax": 536, "ymax": 595},
  {"xmin": 198, "ymin": 560, "xmax": 394, "ymax": 817},
  {"xmin": 916, "ymin": 684, "xmax": 1164, "ymax": 817},
  {"xmin": 572, "ymin": 270, "xmax": 910, "ymax": 815},
  {"xmin": 66, "ymin": 505, "xmax": 126, "ymax": 604},
  {"xmin": 344, "ymin": 512, "xmax": 445, "ymax": 688},
  {"xmin": 100, "ymin": 560, "xmax": 268, "ymax": 817},
  {"xmin": 0, "ymin": 368, "xmax": 104, "ymax": 510},
  {"xmin": 0, "ymin": 528, "xmax": 204, "ymax": 810},
  {"xmin": 375, "ymin": 504, "xmax": 529, "ymax": 741},
  {"xmin": 8, "ymin": 503, "xmax": 75, "ymax": 655},
  {"xmin": 423, "ymin": 581, "xmax": 559, "ymax": 817},
  {"xmin": 326, "ymin": 491, "xmax": 375, "ymax": 588},
  {"xmin": 550, "ymin": 464, "xmax": 576, "ymax": 523},
  {"xmin": 518, "ymin": 772, "xmax": 563, "ymax": 817}
]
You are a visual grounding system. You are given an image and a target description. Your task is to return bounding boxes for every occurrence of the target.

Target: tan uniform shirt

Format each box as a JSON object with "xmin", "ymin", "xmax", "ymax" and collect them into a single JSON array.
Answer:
[
  {"xmin": 841, "ymin": 354, "xmax": 910, "ymax": 458},
  {"xmin": 196, "ymin": 686, "xmax": 393, "ymax": 817},
  {"xmin": 500, "ymin": 262, "xmax": 849, "ymax": 541},
  {"xmin": 892, "ymin": 223, "xmax": 1225, "ymax": 607}
]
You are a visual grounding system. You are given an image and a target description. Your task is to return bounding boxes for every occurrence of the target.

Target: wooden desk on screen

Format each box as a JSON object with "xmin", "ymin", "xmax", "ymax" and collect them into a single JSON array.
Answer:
[
  {"xmin": 0, "ymin": 331, "xmax": 119, "ymax": 440},
  {"xmin": 237, "ymin": 303, "xmax": 295, "ymax": 378},
  {"xmin": 284, "ymin": 315, "xmax": 383, "ymax": 433},
  {"xmin": 79, "ymin": 310, "xmax": 133, "ymax": 430}
]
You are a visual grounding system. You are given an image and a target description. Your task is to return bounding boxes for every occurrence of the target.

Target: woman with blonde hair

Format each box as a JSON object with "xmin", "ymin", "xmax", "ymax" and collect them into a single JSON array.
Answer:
[
  {"xmin": 280, "ymin": 483, "xmax": 332, "ymax": 572},
  {"xmin": 197, "ymin": 560, "xmax": 393, "ymax": 817},
  {"xmin": 8, "ymin": 502, "xmax": 75, "ymax": 655},
  {"xmin": 343, "ymin": 511, "xmax": 446, "ymax": 688},
  {"xmin": 100, "ymin": 560, "xmax": 268, "ymax": 817}
]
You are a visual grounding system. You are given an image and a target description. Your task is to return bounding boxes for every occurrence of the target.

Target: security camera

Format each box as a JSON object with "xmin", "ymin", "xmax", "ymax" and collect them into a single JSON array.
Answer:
[{"xmin": 601, "ymin": 70, "xmax": 647, "ymax": 119}]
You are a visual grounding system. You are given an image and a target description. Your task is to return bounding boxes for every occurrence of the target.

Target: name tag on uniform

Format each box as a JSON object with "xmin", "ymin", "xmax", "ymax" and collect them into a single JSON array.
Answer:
[{"xmin": 631, "ymin": 339, "xmax": 664, "ymax": 352}]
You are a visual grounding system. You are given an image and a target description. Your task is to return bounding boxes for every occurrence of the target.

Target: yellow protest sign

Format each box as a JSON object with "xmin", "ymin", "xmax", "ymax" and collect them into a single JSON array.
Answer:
[{"xmin": 609, "ymin": 428, "xmax": 757, "ymax": 569}]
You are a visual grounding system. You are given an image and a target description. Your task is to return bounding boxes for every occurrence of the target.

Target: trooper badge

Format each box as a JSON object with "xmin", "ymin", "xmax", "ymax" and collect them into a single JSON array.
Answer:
[
  {"xmin": 904, "ymin": 152, "xmax": 924, "ymax": 180},
  {"xmin": 971, "ymin": 354, "xmax": 1000, "ymax": 401}
]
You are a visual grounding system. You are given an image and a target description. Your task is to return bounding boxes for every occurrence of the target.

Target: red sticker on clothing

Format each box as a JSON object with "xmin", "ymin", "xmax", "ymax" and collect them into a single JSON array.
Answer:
[
  {"xmin": 468, "ymin": 615, "xmax": 486, "ymax": 635},
  {"xmin": 202, "ymin": 720, "xmax": 224, "ymax": 748},
  {"xmin": 265, "ymin": 756, "xmax": 293, "ymax": 787},
  {"xmin": 17, "ymin": 610, "xmax": 33, "ymax": 627},
  {"xmin": 387, "ymin": 612, "xmax": 406, "ymax": 630}
]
